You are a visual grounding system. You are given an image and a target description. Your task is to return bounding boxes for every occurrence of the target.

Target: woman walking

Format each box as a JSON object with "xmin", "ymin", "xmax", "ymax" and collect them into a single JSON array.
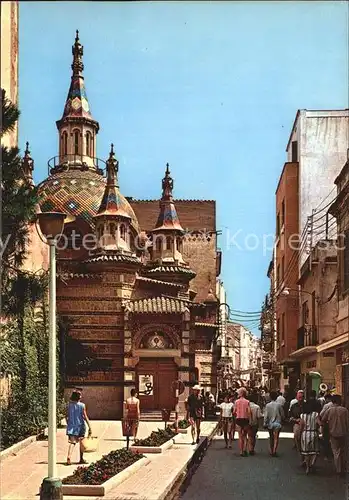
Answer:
[
  {"xmin": 300, "ymin": 401, "xmax": 321, "ymax": 474},
  {"xmin": 125, "ymin": 389, "xmax": 141, "ymax": 438},
  {"xmin": 66, "ymin": 391, "xmax": 92, "ymax": 465}
]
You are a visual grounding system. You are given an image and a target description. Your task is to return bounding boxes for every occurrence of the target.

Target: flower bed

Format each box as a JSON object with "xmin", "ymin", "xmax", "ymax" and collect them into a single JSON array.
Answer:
[
  {"xmin": 130, "ymin": 427, "xmax": 176, "ymax": 454},
  {"xmin": 63, "ymin": 448, "xmax": 144, "ymax": 486}
]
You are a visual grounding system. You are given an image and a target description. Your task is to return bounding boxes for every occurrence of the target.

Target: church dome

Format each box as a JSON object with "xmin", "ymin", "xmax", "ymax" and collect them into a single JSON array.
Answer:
[{"xmin": 38, "ymin": 168, "xmax": 140, "ymax": 233}]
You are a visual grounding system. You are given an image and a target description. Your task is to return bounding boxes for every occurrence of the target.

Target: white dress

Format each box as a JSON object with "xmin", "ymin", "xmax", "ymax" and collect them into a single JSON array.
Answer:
[{"xmin": 300, "ymin": 412, "xmax": 319, "ymax": 456}]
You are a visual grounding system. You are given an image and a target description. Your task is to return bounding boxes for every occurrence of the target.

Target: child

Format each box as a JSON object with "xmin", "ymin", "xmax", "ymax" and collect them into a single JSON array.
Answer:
[{"xmin": 66, "ymin": 391, "xmax": 92, "ymax": 465}]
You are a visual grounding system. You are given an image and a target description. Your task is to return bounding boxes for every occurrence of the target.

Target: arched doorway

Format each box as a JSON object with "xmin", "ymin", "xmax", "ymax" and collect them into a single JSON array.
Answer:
[{"xmin": 135, "ymin": 331, "xmax": 179, "ymax": 411}]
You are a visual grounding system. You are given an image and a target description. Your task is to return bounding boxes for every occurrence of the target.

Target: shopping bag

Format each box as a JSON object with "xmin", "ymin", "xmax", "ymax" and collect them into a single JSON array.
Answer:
[{"xmin": 80, "ymin": 436, "xmax": 98, "ymax": 453}]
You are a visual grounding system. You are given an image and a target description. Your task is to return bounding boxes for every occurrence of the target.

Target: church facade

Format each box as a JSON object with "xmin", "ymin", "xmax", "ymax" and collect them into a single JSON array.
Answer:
[{"xmin": 36, "ymin": 32, "xmax": 221, "ymax": 419}]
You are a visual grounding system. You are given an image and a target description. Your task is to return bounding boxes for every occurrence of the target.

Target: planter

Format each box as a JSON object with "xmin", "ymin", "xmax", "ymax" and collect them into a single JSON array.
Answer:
[
  {"xmin": 130, "ymin": 437, "xmax": 175, "ymax": 454},
  {"xmin": 62, "ymin": 456, "xmax": 150, "ymax": 496},
  {"xmin": 176, "ymin": 427, "xmax": 189, "ymax": 434}
]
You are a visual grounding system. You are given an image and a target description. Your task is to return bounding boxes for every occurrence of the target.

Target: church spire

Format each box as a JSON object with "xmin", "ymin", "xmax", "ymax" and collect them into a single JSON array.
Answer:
[
  {"xmin": 22, "ymin": 141, "xmax": 34, "ymax": 186},
  {"xmin": 96, "ymin": 144, "xmax": 129, "ymax": 218},
  {"xmin": 154, "ymin": 163, "xmax": 183, "ymax": 232},
  {"xmin": 58, "ymin": 30, "xmax": 98, "ymax": 125}
]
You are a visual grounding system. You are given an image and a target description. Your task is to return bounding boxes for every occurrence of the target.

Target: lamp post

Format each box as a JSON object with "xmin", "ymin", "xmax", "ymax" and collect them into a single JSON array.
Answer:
[{"xmin": 37, "ymin": 212, "xmax": 69, "ymax": 500}]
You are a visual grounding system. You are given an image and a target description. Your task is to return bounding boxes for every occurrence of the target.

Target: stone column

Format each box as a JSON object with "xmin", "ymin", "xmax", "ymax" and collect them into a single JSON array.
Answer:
[{"xmin": 123, "ymin": 310, "xmax": 135, "ymax": 416}]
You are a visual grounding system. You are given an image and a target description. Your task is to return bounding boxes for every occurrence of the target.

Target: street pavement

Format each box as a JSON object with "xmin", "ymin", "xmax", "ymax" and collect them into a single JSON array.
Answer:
[{"xmin": 181, "ymin": 431, "xmax": 347, "ymax": 500}]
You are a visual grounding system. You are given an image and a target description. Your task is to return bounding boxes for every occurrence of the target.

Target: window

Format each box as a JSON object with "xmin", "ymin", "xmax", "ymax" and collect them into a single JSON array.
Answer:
[
  {"xmin": 281, "ymin": 313, "xmax": 285, "ymax": 343},
  {"xmin": 276, "ymin": 213, "xmax": 280, "ymax": 237},
  {"xmin": 156, "ymin": 237, "xmax": 161, "ymax": 252},
  {"xmin": 281, "ymin": 256, "xmax": 285, "ymax": 282},
  {"xmin": 110, "ymin": 224, "xmax": 116, "ymax": 238},
  {"xmin": 291, "ymin": 140, "xmax": 298, "ymax": 162},
  {"xmin": 277, "ymin": 264, "xmax": 280, "ymax": 287},
  {"xmin": 302, "ymin": 301, "xmax": 309, "ymax": 325},
  {"xmin": 344, "ymin": 230, "xmax": 349, "ymax": 292},
  {"xmin": 311, "ymin": 291, "xmax": 316, "ymax": 327},
  {"xmin": 120, "ymin": 224, "xmax": 126, "ymax": 240},
  {"xmin": 61, "ymin": 131, "xmax": 68, "ymax": 155},
  {"xmin": 276, "ymin": 318, "xmax": 280, "ymax": 349},
  {"xmin": 86, "ymin": 132, "xmax": 92, "ymax": 157},
  {"xmin": 281, "ymin": 199, "xmax": 285, "ymax": 227},
  {"xmin": 166, "ymin": 236, "xmax": 172, "ymax": 250},
  {"xmin": 73, "ymin": 130, "xmax": 80, "ymax": 155}
]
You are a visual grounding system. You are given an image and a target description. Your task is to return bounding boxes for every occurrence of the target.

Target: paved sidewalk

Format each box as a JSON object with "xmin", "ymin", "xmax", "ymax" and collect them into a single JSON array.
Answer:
[
  {"xmin": 64, "ymin": 421, "xmax": 217, "ymax": 500},
  {"xmin": 0, "ymin": 420, "xmax": 217, "ymax": 500},
  {"xmin": 0, "ymin": 421, "xmax": 163, "ymax": 500}
]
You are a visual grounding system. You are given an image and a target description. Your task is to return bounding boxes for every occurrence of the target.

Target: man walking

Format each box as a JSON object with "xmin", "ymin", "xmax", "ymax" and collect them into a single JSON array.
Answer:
[
  {"xmin": 186, "ymin": 385, "xmax": 204, "ymax": 445},
  {"xmin": 321, "ymin": 395, "xmax": 349, "ymax": 476},
  {"xmin": 248, "ymin": 393, "xmax": 262, "ymax": 455},
  {"xmin": 289, "ymin": 390, "xmax": 306, "ymax": 462},
  {"xmin": 264, "ymin": 391, "xmax": 284, "ymax": 456}
]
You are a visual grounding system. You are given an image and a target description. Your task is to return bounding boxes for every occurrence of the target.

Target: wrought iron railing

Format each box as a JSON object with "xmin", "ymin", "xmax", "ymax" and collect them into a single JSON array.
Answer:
[
  {"xmin": 297, "ymin": 325, "xmax": 318, "ymax": 349},
  {"xmin": 47, "ymin": 154, "xmax": 107, "ymax": 176}
]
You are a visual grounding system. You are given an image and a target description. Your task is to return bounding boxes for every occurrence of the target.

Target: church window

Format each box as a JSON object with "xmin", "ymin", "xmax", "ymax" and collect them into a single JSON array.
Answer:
[
  {"xmin": 73, "ymin": 129, "xmax": 80, "ymax": 155},
  {"xmin": 86, "ymin": 132, "xmax": 92, "ymax": 157},
  {"xmin": 120, "ymin": 224, "xmax": 126, "ymax": 240},
  {"xmin": 110, "ymin": 223, "xmax": 116, "ymax": 238},
  {"xmin": 156, "ymin": 237, "xmax": 161, "ymax": 252},
  {"xmin": 61, "ymin": 132, "xmax": 68, "ymax": 155},
  {"xmin": 166, "ymin": 236, "xmax": 172, "ymax": 250}
]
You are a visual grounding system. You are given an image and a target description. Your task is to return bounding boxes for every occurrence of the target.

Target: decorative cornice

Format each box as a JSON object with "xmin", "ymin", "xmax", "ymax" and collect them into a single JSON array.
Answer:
[{"xmin": 124, "ymin": 296, "xmax": 189, "ymax": 314}]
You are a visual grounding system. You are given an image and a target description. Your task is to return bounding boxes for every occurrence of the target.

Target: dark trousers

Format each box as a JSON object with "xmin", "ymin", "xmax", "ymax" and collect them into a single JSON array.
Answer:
[{"xmin": 323, "ymin": 424, "xmax": 332, "ymax": 458}]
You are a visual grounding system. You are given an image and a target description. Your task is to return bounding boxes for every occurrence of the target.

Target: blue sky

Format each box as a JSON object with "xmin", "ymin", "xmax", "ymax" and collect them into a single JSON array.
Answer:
[{"xmin": 19, "ymin": 1, "xmax": 348, "ymax": 333}]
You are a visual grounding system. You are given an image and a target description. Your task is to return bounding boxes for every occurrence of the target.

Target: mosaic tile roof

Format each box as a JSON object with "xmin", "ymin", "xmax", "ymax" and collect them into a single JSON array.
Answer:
[
  {"xmin": 37, "ymin": 169, "xmax": 139, "ymax": 232},
  {"xmin": 145, "ymin": 265, "xmax": 196, "ymax": 277},
  {"xmin": 84, "ymin": 253, "xmax": 140, "ymax": 264},
  {"xmin": 124, "ymin": 296, "xmax": 189, "ymax": 314},
  {"xmin": 154, "ymin": 164, "xmax": 184, "ymax": 232}
]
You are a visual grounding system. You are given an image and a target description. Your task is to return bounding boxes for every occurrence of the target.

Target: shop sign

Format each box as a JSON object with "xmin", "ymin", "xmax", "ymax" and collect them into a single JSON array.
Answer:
[{"xmin": 138, "ymin": 374, "xmax": 153, "ymax": 396}]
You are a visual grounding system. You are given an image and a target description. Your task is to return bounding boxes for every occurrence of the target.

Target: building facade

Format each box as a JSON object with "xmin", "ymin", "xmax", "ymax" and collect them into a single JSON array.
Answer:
[
  {"xmin": 286, "ymin": 109, "xmax": 349, "ymax": 266},
  {"xmin": 274, "ymin": 161, "xmax": 300, "ymax": 392},
  {"xmin": 35, "ymin": 33, "xmax": 221, "ymax": 419},
  {"xmin": 328, "ymin": 158, "xmax": 349, "ymax": 408},
  {"xmin": 1, "ymin": 0, "xmax": 18, "ymax": 148}
]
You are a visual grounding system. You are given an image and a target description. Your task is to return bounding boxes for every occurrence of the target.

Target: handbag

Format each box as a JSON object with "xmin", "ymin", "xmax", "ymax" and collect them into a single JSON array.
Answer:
[{"xmin": 80, "ymin": 436, "xmax": 99, "ymax": 453}]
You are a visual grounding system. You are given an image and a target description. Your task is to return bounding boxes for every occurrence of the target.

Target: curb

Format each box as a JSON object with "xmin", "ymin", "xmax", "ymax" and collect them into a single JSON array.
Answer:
[{"xmin": 160, "ymin": 423, "xmax": 218, "ymax": 500}]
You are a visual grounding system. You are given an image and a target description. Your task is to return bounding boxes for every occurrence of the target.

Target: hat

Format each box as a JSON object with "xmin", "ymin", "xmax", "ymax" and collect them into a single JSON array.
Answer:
[{"xmin": 192, "ymin": 384, "xmax": 201, "ymax": 391}]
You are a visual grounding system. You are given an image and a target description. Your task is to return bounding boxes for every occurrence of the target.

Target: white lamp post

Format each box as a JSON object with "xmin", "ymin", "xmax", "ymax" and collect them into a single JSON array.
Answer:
[{"xmin": 37, "ymin": 211, "xmax": 69, "ymax": 500}]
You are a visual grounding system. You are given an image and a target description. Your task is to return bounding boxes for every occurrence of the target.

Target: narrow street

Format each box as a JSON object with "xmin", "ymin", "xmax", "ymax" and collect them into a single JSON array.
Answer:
[{"xmin": 181, "ymin": 431, "xmax": 346, "ymax": 500}]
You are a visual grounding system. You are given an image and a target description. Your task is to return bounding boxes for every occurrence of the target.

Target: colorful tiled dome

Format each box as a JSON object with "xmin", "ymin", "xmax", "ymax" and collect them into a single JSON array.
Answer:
[{"xmin": 37, "ymin": 168, "xmax": 140, "ymax": 233}]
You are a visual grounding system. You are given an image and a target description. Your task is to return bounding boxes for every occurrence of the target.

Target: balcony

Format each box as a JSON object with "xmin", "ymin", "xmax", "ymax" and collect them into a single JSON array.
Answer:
[{"xmin": 297, "ymin": 326, "xmax": 318, "ymax": 350}]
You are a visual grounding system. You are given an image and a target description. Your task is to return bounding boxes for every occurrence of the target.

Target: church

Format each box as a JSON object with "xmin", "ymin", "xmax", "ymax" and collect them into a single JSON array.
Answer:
[{"xmin": 35, "ymin": 32, "xmax": 222, "ymax": 419}]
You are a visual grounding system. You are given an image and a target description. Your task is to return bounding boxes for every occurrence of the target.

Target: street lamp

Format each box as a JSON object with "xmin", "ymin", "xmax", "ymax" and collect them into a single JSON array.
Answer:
[{"xmin": 37, "ymin": 211, "xmax": 72, "ymax": 500}]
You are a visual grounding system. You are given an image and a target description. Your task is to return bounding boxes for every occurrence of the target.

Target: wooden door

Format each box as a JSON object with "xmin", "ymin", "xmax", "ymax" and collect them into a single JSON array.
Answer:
[{"xmin": 137, "ymin": 358, "xmax": 177, "ymax": 411}]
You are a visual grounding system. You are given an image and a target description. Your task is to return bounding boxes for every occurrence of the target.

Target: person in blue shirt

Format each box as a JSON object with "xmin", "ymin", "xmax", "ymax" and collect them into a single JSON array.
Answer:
[{"xmin": 66, "ymin": 391, "xmax": 92, "ymax": 465}]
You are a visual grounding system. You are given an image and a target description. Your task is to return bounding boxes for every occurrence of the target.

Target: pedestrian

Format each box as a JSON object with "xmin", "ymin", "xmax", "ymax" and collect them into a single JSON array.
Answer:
[
  {"xmin": 218, "ymin": 394, "xmax": 234, "ymax": 448},
  {"xmin": 229, "ymin": 393, "xmax": 237, "ymax": 441},
  {"xmin": 299, "ymin": 401, "xmax": 321, "ymax": 474},
  {"xmin": 125, "ymin": 388, "xmax": 140, "ymax": 438},
  {"xmin": 308, "ymin": 390, "xmax": 322, "ymax": 413},
  {"xmin": 186, "ymin": 385, "xmax": 204, "ymax": 445},
  {"xmin": 289, "ymin": 390, "xmax": 306, "ymax": 463},
  {"xmin": 319, "ymin": 393, "xmax": 333, "ymax": 461},
  {"xmin": 247, "ymin": 393, "xmax": 262, "ymax": 455},
  {"xmin": 234, "ymin": 387, "xmax": 251, "ymax": 457},
  {"xmin": 276, "ymin": 391, "xmax": 286, "ymax": 407},
  {"xmin": 320, "ymin": 394, "xmax": 349, "ymax": 476},
  {"xmin": 66, "ymin": 390, "xmax": 92, "ymax": 466},
  {"xmin": 263, "ymin": 391, "xmax": 284, "ymax": 457}
]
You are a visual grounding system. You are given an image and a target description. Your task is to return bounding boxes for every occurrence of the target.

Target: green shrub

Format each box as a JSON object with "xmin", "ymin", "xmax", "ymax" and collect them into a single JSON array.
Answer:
[{"xmin": 133, "ymin": 427, "xmax": 175, "ymax": 447}]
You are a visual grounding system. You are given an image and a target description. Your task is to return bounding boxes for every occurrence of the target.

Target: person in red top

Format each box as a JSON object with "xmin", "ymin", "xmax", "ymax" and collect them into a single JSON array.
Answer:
[{"xmin": 234, "ymin": 387, "xmax": 251, "ymax": 456}]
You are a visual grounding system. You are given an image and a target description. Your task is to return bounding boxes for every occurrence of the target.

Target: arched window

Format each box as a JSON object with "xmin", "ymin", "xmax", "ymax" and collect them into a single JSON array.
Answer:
[
  {"xmin": 61, "ymin": 131, "xmax": 68, "ymax": 156},
  {"xmin": 120, "ymin": 224, "xmax": 126, "ymax": 240},
  {"xmin": 86, "ymin": 132, "xmax": 92, "ymax": 157},
  {"xmin": 110, "ymin": 223, "xmax": 116, "ymax": 238},
  {"xmin": 156, "ymin": 237, "xmax": 161, "ymax": 252},
  {"xmin": 73, "ymin": 129, "xmax": 80, "ymax": 155},
  {"xmin": 166, "ymin": 236, "xmax": 172, "ymax": 250}
]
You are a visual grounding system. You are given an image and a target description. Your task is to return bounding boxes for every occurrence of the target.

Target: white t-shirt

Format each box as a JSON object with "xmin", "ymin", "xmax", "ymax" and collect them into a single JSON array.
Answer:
[
  {"xmin": 219, "ymin": 402, "xmax": 234, "ymax": 418},
  {"xmin": 276, "ymin": 395, "xmax": 286, "ymax": 406}
]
